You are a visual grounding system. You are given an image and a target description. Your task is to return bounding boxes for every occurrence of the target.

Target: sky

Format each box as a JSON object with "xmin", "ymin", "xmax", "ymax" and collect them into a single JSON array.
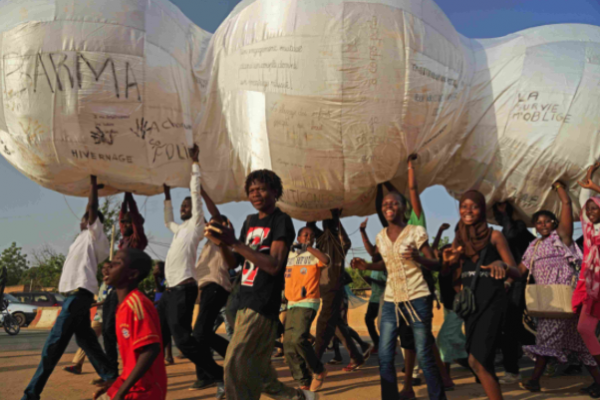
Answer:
[{"xmin": 1, "ymin": 0, "xmax": 599, "ymax": 263}]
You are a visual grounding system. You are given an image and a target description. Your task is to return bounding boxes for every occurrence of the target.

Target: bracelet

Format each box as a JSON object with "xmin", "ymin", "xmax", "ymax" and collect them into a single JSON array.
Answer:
[{"xmin": 553, "ymin": 182, "xmax": 563, "ymax": 190}]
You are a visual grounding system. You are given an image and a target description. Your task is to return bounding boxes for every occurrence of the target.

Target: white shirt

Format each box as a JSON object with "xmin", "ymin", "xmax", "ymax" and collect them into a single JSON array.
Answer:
[
  {"xmin": 164, "ymin": 163, "xmax": 205, "ymax": 287},
  {"xmin": 375, "ymin": 225, "xmax": 430, "ymax": 303},
  {"xmin": 59, "ymin": 219, "xmax": 110, "ymax": 295},
  {"xmin": 195, "ymin": 241, "xmax": 232, "ymax": 292}
]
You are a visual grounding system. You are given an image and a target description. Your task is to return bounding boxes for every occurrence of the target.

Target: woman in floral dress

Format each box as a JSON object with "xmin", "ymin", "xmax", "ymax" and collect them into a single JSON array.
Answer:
[{"xmin": 519, "ymin": 182, "xmax": 600, "ymax": 395}]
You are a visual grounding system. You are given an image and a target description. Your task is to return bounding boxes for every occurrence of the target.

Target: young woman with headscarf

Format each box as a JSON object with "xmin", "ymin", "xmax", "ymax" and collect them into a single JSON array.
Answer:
[
  {"xmin": 575, "ymin": 162, "xmax": 600, "ymax": 396},
  {"xmin": 442, "ymin": 190, "xmax": 520, "ymax": 400},
  {"xmin": 514, "ymin": 182, "xmax": 600, "ymax": 395}
]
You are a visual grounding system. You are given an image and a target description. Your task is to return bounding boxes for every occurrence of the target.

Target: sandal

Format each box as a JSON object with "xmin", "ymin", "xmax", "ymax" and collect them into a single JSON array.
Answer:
[
  {"xmin": 63, "ymin": 365, "xmax": 81, "ymax": 375},
  {"xmin": 520, "ymin": 380, "xmax": 541, "ymax": 392}
]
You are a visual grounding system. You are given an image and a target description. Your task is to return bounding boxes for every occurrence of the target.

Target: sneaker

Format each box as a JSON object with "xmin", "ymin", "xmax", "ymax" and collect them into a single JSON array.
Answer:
[
  {"xmin": 342, "ymin": 360, "xmax": 365, "ymax": 372},
  {"xmin": 216, "ymin": 382, "xmax": 225, "ymax": 399},
  {"xmin": 189, "ymin": 378, "xmax": 217, "ymax": 391},
  {"xmin": 326, "ymin": 358, "xmax": 342, "ymax": 365},
  {"xmin": 63, "ymin": 365, "xmax": 82, "ymax": 375},
  {"xmin": 310, "ymin": 369, "xmax": 327, "ymax": 392},
  {"xmin": 371, "ymin": 347, "xmax": 379, "ymax": 355},
  {"xmin": 499, "ymin": 372, "xmax": 521, "ymax": 385},
  {"xmin": 301, "ymin": 389, "xmax": 320, "ymax": 400}
]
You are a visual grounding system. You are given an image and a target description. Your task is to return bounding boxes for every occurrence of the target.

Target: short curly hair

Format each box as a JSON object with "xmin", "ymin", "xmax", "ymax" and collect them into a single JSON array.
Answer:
[
  {"xmin": 244, "ymin": 169, "xmax": 284, "ymax": 200},
  {"xmin": 532, "ymin": 210, "xmax": 558, "ymax": 227}
]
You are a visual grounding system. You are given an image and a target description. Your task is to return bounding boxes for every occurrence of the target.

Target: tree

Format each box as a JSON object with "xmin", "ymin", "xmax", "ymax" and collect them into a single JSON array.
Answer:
[
  {"xmin": 99, "ymin": 196, "xmax": 122, "ymax": 248},
  {"xmin": 20, "ymin": 247, "xmax": 66, "ymax": 290},
  {"xmin": 0, "ymin": 243, "xmax": 29, "ymax": 285}
]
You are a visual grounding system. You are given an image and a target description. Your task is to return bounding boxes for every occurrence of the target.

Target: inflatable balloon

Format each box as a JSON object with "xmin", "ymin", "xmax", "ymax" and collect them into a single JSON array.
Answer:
[
  {"xmin": 2, "ymin": 0, "xmax": 600, "ymax": 223},
  {"xmin": 0, "ymin": 0, "xmax": 211, "ymax": 196},
  {"xmin": 199, "ymin": 0, "xmax": 600, "ymax": 221}
]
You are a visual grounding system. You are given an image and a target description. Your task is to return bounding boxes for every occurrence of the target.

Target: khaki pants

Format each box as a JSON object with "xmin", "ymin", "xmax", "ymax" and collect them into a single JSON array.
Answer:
[
  {"xmin": 72, "ymin": 320, "xmax": 103, "ymax": 366},
  {"xmin": 224, "ymin": 308, "xmax": 305, "ymax": 400}
]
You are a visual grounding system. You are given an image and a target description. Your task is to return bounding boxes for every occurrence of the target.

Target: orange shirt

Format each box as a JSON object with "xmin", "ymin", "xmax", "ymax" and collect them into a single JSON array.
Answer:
[
  {"xmin": 285, "ymin": 250, "xmax": 326, "ymax": 304},
  {"xmin": 107, "ymin": 289, "xmax": 167, "ymax": 400}
]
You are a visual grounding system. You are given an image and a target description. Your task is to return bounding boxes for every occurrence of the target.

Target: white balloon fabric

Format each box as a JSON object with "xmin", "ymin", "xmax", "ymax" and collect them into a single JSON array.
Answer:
[
  {"xmin": 0, "ymin": 0, "xmax": 211, "ymax": 196},
  {"xmin": 199, "ymin": 0, "xmax": 600, "ymax": 221},
  {"xmin": 2, "ymin": 0, "xmax": 600, "ymax": 223}
]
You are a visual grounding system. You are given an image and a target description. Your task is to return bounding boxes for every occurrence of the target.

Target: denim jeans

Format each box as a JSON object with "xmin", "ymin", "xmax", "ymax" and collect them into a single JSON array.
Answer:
[
  {"xmin": 379, "ymin": 296, "xmax": 446, "ymax": 400},
  {"xmin": 22, "ymin": 291, "xmax": 118, "ymax": 400}
]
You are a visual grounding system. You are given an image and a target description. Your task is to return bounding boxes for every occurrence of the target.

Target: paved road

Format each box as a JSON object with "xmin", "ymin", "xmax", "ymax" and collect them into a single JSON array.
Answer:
[{"xmin": 0, "ymin": 328, "xmax": 79, "ymax": 353}]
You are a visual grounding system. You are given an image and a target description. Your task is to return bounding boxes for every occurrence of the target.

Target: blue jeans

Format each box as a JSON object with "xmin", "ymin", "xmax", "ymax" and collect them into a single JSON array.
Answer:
[
  {"xmin": 379, "ymin": 296, "xmax": 446, "ymax": 400},
  {"xmin": 22, "ymin": 291, "xmax": 118, "ymax": 400}
]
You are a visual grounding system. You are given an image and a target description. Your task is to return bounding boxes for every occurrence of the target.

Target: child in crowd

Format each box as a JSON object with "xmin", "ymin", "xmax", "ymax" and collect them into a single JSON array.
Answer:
[
  {"xmin": 284, "ymin": 226, "xmax": 329, "ymax": 391},
  {"xmin": 94, "ymin": 248, "xmax": 167, "ymax": 400}
]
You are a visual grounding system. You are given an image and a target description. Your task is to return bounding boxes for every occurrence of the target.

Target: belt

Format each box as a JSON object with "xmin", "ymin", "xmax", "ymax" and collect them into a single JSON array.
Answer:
[
  {"xmin": 62, "ymin": 288, "xmax": 94, "ymax": 297},
  {"xmin": 166, "ymin": 278, "xmax": 197, "ymax": 292}
]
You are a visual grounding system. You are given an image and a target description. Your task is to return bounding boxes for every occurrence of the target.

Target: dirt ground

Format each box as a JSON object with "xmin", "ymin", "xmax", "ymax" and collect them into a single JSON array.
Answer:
[{"xmin": 0, "ymin": 329, "xmax": 596, "ymax": 400}]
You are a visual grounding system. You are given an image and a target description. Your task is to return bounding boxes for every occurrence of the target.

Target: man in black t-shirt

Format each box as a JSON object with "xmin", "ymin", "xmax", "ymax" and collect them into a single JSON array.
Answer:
[{"xmin": 206, "ymin": 170, "xmax": 315, "ymax": 400}]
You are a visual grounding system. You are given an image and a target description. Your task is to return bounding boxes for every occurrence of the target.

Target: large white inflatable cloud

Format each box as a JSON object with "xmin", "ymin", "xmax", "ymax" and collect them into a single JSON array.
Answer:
[
  {"xmin": 0, "ymin": 0, "xmax": 211, "ymax": 196},
  {"xmin": 198, "ymin": 0, "xmax": 600, "ymax": 221},
  {"xmin": 1, "ymin": 0, "xmax": 599, "ymax": 221}
]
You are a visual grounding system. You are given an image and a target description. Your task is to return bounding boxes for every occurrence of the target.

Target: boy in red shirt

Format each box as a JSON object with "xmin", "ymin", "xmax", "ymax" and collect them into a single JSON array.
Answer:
[{"xmin": 94, "ymin": 248, "xmax": 167, "ymax": 400}]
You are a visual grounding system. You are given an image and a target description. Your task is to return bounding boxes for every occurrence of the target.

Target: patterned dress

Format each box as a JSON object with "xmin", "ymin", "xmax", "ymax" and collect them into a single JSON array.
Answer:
[{"xmin": 521, "ymin": 231, "xmax": 596, "ymax": 366}]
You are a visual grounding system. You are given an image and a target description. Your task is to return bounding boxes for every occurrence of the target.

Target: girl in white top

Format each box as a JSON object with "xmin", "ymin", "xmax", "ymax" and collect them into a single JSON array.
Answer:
[{"xmin": 351, "ymin": 191, "xmax": 446, "ymax": 400}]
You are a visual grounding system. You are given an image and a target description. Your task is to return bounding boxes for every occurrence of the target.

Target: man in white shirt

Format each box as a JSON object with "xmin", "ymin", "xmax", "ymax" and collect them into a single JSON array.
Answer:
[
  {"xmin": 22, "ymin": 176, "xmax": 118, "ymax": 400},
  {"xmin": 161, "ymin": 145, "xmax": 212, "ymax": 391}
]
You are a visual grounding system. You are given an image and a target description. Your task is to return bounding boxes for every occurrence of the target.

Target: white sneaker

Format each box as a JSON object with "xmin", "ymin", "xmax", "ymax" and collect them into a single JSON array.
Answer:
[
  {"xmin": 499, "ymin": 372, "xmax": 521, "ymax": 384},
  {"xmin": 301, "ymin": 389, "xmax": 320, "ymax": 400}
]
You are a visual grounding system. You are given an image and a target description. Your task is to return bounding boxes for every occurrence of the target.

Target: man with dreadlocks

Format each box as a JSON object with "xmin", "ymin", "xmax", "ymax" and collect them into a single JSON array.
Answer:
[
  {"xmin": 205, "ymin": 169, "xmax": 315, "ymax": 400},
  {"xmin": 310, "ymin": 209, "xmax": 368, "ymax": 372}
]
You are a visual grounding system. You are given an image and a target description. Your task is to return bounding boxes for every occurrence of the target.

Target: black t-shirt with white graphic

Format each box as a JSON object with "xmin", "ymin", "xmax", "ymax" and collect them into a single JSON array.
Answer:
[{"xmin": 238, "ymin": 208, "xmax": 296, "ymax": 319}]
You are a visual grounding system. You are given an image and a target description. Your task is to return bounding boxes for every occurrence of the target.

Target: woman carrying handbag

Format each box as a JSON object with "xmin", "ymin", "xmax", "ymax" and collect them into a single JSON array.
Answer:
[
  {"xmin": 442, "ymin": 190, "xmax": 521, "ymax": 400},
  {"xmin": 517, "ymin": 181, "xmax": 600, "ymax": 396}
]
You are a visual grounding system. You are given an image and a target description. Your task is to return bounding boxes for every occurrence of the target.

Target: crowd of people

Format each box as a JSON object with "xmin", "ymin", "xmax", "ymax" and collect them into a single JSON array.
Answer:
[{"xmin": 17, "ymin": 147, "xmax": 600, "ymax": 400}]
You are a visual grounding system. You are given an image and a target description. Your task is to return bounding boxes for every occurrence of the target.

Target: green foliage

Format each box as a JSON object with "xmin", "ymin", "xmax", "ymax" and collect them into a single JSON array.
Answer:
[
  {"xmin": 435, "ymin": 236, "xmax": 450, "ymax": 249},
  {"xmin": 99, "ymin": 196, "xmax": 122, "ymax": 248},
  {"xmin": 0, "ymin": 243, "xmax": 30, "ymax": 285},
  {"xmin": 20, "ymin": 247, "xmax": 65, "ymax": 289},
  {"xmin": 346, "ymin": 267, "xmax": 370, "ymax": 290}
]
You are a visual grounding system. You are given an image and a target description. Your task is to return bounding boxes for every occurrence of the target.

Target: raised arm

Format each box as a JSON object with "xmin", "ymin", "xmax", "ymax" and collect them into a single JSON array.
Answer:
[
  {"xmin": 331, "ymin": 209, "xmax": 351, "ymax": 253},
  {"xmin": 578, "ymin": 162, "xmax": 600, "ymax": 195},
  {"xmin": 201, "ymin": 186, "xmax": 222, "ymax": 223},
  {"xmin": 376, "ymin": 184, "xmax": 388, "ymax": 227},
  {"xmin": 554, "ymin": 181, "xmax": 574, "ymax": 246},
  {"xmin": 432, "ymin": 223, "xmax": 450, "ymax": 252},
  {"xmin": 88, "ymin": 176, "xmax": 101, "ymax": 225},
  {"xmin": 407, "ymin": 154, "xmax": 423, "ymax": 219},
  {"xmin": 163, "ymin": 184, "xmax": 178, "ymax": 233},
  {"xmin": 189, "ymin": 145, "xmax": 205, "ymax": 229},
  {"xmin": 359, "ymin": 218, "xmax": 376, "ymax": 257},
  {"xmin": 126, "ymin": 193, "xmax": 148, "ymax": 248}
]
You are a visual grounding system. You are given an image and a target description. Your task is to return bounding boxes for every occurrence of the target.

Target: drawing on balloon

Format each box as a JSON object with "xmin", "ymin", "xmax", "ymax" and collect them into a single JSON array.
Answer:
[{"xmin": 90, "ymin": 126, "xmax": 115, "ymax": 146}]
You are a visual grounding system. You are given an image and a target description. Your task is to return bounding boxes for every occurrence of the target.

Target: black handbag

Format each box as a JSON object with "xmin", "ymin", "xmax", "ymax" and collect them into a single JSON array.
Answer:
[{"xmin": 453, "ymin": 247, "xmax": 488, "ymax": 319}]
